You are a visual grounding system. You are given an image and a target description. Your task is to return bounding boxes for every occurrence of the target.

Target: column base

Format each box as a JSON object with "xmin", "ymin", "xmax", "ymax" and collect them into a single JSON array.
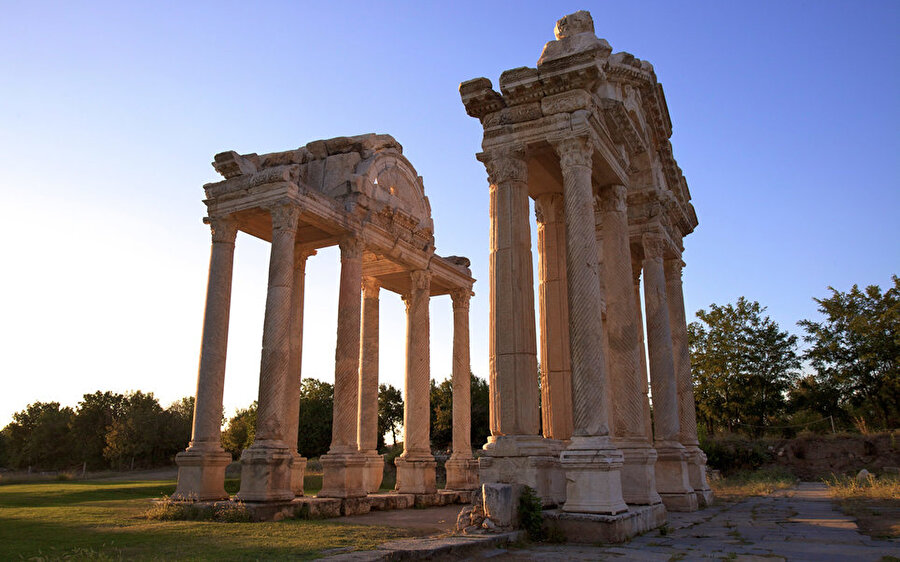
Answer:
[
  {"xmin": 445, "ymin": 455, "xmax": 480, "ymax": 490},
  {"xmin": 654, "ymin": 441, "xmax": 698, "ymax": 512},
  {"xmin": 395, "ymin": 455, "xmax": 437, "ymax": 494},
  {"xmin": 235, "ymin": 444, "xmax": 294, "ymax": 502},
  {"xmin": 479, "ymin": 435, "xmax": 566, "ymax": 506},
  {"xmin": 289, "ymin": 452, "xmax": 307, "ymax": 497},
  {"xmin": 685, "ymin": 445, "xmax": 713, "ymax": 507},
  {"xmin": 361, "ymin": 450, "xmax": 384, "ymax": 494},
  {"xmin": 560, "ymin": 437, "xmax": 628, "ymax": 515},
  {"xmin": 615, "ymin": 439, "xmax": 662, "ymax": 505},
  {"xmin": 319, "ymin": 452, "xmax": 367, "ymax": 498},
  {"xmin": 173, "ymin": 448, "xmax": 231, "ymax": 501}
]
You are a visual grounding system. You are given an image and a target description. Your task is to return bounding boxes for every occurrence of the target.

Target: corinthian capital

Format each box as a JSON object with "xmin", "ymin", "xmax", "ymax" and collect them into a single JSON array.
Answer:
[
  {"xmin": 450, "ymin": 288, "xmax": 472, "ymax": 310},
  {"xmin": 339, "ymin": 235, "xmax": 363, "ymax": 260},
  {"xmin": 664, "ymin": 258, "xmax": 685, "ymax": 279},
  {"xmin": 481, "ymin": 147, "xmax": 527, "ymax": 185},
  {"xmin": 534, "ymin": 193, "xmax": 564, "ymax": 225},
  {"xmin": 641, "ymin": 232, "xmax": 670, "ymax": 260},
  {"xmin": 362, "ymin": 276, "xmax": 381, "ymax": 298},
  {"xmin": 598, "ymin": 184, "xmax": 627, "ymax": 213},
  {"xmin": 553, "ymin": 136, "xmax": 593, "ymax": 169},
  {"xmin": 208, "ymin": 216, "xmax": 238, "ymax": 244},
  {"xmin": 269, "ymin": 203, "xmax": 300, "ymax": 233},
  {"xmin": 410, "ymin": 269, "xmax": 432, "ymax": 291}
]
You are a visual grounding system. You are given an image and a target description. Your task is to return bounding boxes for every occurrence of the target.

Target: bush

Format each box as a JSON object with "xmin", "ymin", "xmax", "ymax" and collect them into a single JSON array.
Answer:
[
  {"xmin": 145, "ymin": 497, "xmax": 251, "ymax": 522},
  {"xmin": 701, "ymin": 434, "xmax": 773, "ymax": 474},
  {"xmin": 518, "ymin": 486, "xmax": 544, "ymax": 541}
]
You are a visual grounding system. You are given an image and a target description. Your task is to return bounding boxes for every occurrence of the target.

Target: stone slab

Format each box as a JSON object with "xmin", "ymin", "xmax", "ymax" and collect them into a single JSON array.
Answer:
[{"xmin": 542, "ymin": 502, "xmax": 667, "ymax": 543}]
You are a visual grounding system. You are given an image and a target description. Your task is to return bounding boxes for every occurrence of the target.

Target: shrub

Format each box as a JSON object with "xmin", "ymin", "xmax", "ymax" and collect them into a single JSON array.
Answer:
[{"xmin": 518, "ymin": 486, "xmax": 544, "ymax": 541}]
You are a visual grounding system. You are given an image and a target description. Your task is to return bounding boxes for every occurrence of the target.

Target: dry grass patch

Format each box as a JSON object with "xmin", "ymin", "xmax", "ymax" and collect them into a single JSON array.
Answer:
[
  {"xmin": 710, "ymin": 467, "xmax": 797, "ymax": 501},
  {"xmin": 825, "ymin": 473, "xmax": 900, "ymax": 539}
]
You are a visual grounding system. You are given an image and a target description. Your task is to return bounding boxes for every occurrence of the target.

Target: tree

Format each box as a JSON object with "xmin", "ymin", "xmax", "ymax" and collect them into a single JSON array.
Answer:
[
  {"xmin": 689, "ymin": 297, "xmax": 800, "ymax": 435},
  {"xmin": 1, "ymin": 402, "xmax": 76, "ymax": 470},
  {"xmin": 430, "ymin": 379, "xmax": 453, "ymax": 452},
  {"xmin": 71, "ymin": 391, "xmax": 126, "ymax": 469},
  {"xmin": 470, "ymin": 374, "xmax": 490, "ymax": 449},
  {"xmin": 221, "ymin": 402, "xmax": 257, "ymax": 458},
  {"xmin": 296, "ymin": 378, "xmax": 333, "ymax": 458},
  {"xmin": 377, "ymin": 383, "xmax": 403, "ymax": 448},
  {"xmin": 160, "ymin": 396, "xmax": 194, "ymax": 457},
  {"xmin": 798, "ymin": 276, "xmax": 900, "ymax": 429},
  {"xmin": 104, "ymin": 391, "xmax": 165, "ymax": 469}
]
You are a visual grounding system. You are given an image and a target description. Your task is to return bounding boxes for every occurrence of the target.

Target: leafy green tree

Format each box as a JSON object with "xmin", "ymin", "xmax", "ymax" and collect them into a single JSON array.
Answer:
[
  {"xmin": 689, "ymin": 297, "xmax": 800, "ymax": 435},
  {"xmin": 470, "ymin": 374, "xmax": 490, "ymax": 450},
  {"xmin": 297, "ymin": 378, "xmax": 333, "ymax": 458},
  {"xmin": 161, "ymin": 396, "xmax": 194, "ymax": 456},
  {"xmin": 104, "ymin": 391, "xmax": 165, "ymax": 469},
  {"xmin": 798, "ymin": 276, "xmax": 900, "ymax": 429},
  {"xmin": 378, "ymin": 383, "xmax": 403, "ymax": 449},
  {"xmin": 71, "ymin": 391, "xmax": 126, "ymax": 469},
  {"xmin": 221, "ymin": 402, "xmax": 257, "ymax": 458},
  {"xmin": 430, "ymin": 379, "xmax": 453, "ymax": 452},
  {"xmin": 2, "ymin": 402, "xmax": 76, "ymax": 470}
]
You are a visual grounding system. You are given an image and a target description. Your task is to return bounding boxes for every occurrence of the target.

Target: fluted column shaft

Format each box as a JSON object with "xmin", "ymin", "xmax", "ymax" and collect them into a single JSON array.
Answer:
[
  {"xmin": 599, "ymin": 185, "xmax": 647, "ymax": 441},
  {"xmin": 402, "ymin": 270, "xmax": 433, "ymax": 458},
  {"xmin": 188, "ymin": 217, "xmax": 238, "ymax": 451},
  {"xmin": 556, "ymin": 137, "xmax": 611, "ymax": 439},
  {"xmin": 450, "ymin": 288, "xmax": 473, "ymax": 456},
  {"xmin": 284, "ymin": 249, "xmax": 313, "ymax": 455},
  {"xmin": 254, "ymin": 204, "xmax": 300, "ymax": 444},
  {"xmin": 665, "ymin": 259, "xmax": 700, "ymax": 447},
  {"xmin": 358, "ymin": 277, "xmax": 381, "ymax": 453},
  {"xmin": 482, "ymin": 149, "xmax": 540, "ymax": 436},
  {"xmin": 535, "ymin": 193, "xmax": 573, "ymax": 441},
  {"xmin": 642, "ymin": 234, "xmax": 680, "ymax": 444},
  {"xmin": 329, "ymin": 236, "xmax": 364, "ymax": 454}
]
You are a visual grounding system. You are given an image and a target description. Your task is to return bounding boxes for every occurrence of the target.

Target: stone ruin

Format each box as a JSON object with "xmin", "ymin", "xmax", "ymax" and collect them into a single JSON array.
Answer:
[
  {"xmin": 173, "ymin": 9, "xmax": 712, "ymax": 542},
  {"xmin": 456, "ymin": 10, "xmax": 710, "ymax": 540}
]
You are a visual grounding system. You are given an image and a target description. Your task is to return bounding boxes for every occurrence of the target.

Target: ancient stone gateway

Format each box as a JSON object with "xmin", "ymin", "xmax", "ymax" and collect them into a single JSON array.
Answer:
[
  {"xmin": 458, "ymin": 11, "xmax": 711, "ymax": 539},
  {"xmin": 174, "ymin": 133, "xmax": 478, "ymax": 508}
]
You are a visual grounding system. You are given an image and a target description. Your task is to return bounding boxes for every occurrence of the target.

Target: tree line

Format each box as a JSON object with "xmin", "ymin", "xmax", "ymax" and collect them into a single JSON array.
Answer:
[
  {"xmin": 0, "ymin": 374, "xmax": 492, "ymax": 472},
  {"xmin": 689, "ymin": 276, "xmax": 899, "ymax": 436}
]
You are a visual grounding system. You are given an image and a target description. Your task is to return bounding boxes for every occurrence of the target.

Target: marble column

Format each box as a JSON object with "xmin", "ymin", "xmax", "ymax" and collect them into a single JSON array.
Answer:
[
  {"xmin": 175, "ymin": 216, "xmax": 237, "ymax": 500},
  {"xmin": 665, "ymin": 257, "xmax": 713, "ymax": 506},
  {"xmin": 445, "ymin": 288, "xmax": 479, "ymax": 490},
  {"xmin": 554, "ymin": 136, "xmax": 627, "ymax": 515},
  {"xmin": 477, "ymin": 148, "xmax": 563, "ymax": 507},
  {"xmin": 358, "ymin": 276, "xmax": 384, "ymax": 493},
  {"xmin": 319, "ymin": 235, "xmax": 366, "ymax": 498},
  {"xmin": 395, "ymin": 270, "xmax": 437, "ymax": 494},
  {"xmin": 535, "ymin": 193, "xmax": 573, "ymax": 442},
  {"xmin": 642, "ymin": 233, "xmax": 697, "ymax": 511},
  {"xmin": 632, "ymin": 260, "xmax": 653, "ymax": 443},
  {"xmin": 283, "ymin": 248, "xmax": 314, "ymax": 496},
  {"xmin": 599, "ymin": 185, "xmax": 661, "ymax": 506},
  {"xmin": 237, "ymin": 204, "xmax": 300, "ymax": 502}
]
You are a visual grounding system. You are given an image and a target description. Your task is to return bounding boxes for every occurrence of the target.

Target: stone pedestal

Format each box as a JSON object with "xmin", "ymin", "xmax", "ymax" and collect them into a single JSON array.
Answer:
[
  {"xmin": 616, "ymin": 440, "xmax": 662, "ymax": 505},
  {"xmin": 319, "ymin": 453, "xmax": 367, "ymax": 498},
  {"xmin": 395, "ymin": 457, "xmax": 437, "ymax": 494},
  {"xmin": 686, "ymin": 445, "xmax": 714, "ymax": 506},
  {"xmin": 560, "ymin": 437, "xmax": 628, "ymax": 515},
  {"xmin": 479, "ymin": 435, "xmax": 566, "ymax": 506},
  {"xmin": 445, "ymin": 456, "xmax": 480, "ymax": 490},
  {"xmin": 361, "ymin": 451, "xmax": 384, "ymax": 493},
  {"xmin": 289, "ymin": 452, "xmax": 307, "ymax": 497},
  {"xmin": 654, "ymin": 442, "xmax": 698, "ymax": 512},
  {"xmin": 174, "ymin": 449, "xmax": 232, "ymax": 501},
  {"xmin": 236, "ymin": 445, "xmax": 294, "ymax": 502}
]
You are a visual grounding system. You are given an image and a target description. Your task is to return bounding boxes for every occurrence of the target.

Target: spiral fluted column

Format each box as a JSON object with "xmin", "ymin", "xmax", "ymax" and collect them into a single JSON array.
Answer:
[
  {"xmin": 237, "ymin": 203, "xmax": 300, "ymax": 502},
  {"xmin": 284, "ymin": 248, "xmax": 314, "ymax": 496},
  {"xmin": 554, "ymin": 136, "xmax": 626, "ymax": 515},
  {"xmin": 358, "ymin": 276, "xmax": 384, "ymax": 493},
  {"xmin": 175, "ymin": 216, "xmax": 237, "ymax": 500}
]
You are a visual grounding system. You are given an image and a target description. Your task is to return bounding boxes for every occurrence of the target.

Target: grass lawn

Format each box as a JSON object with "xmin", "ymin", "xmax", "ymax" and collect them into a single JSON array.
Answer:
[
  {"xmin": 0, "ymin": 477, "xmax": 411, "ymax": 561},
  {"xmin": 709, "ymin": 467, "xmax": 798, "ymax": 501},
  {"xmin": 825, "ymin": 473, "xmax": 900, "ymax": 539}
]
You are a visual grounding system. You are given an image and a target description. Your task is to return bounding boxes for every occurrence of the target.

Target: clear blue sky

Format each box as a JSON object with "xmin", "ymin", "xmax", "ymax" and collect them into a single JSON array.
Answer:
[{"xmin": 1, "ymin": 1, "xmax": 897, "ymax": 426}]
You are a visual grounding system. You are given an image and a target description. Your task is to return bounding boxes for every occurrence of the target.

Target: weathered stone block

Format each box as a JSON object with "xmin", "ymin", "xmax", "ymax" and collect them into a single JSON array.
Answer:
[{"xmin": 173, "ymin": 449, "xmax": 231, "ymax": 501}]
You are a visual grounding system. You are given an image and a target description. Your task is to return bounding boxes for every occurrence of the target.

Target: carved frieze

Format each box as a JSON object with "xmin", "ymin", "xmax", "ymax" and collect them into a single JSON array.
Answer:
[{"xmin": 541, "ymin": 89, "xmax": 592, "ymax": 116}]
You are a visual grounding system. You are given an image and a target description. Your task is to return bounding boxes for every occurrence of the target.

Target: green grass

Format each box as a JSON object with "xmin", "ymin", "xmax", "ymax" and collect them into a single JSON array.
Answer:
[
  {"xmin": 710, "ymin": 467, "xmax": 797, "ymax": 500},
  {"xmin": 0, "ymin": 478, "xmax": 410, "ymax": 561}
]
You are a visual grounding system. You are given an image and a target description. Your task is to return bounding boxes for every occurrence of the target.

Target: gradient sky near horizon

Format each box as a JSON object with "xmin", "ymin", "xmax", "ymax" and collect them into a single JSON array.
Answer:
[{"xmin": 1, "ymin": 1, "xmax": 898, "ymax": 427}]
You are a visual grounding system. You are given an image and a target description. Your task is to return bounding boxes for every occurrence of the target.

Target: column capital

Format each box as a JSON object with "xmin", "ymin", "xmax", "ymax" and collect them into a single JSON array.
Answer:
[
  {"xmin": 598, "ymin": 184, "xmax": 628, "ymax": 213},
  {"xmin": 664, "ymin": 257, "xmax": 686, "ymax": 278},
  {"xmin": 338, "ymin": 235, "xmax": 363, "ymax": 259},
  {"xmin": 362, "ymin": 276, "xmax": 381, "ymax": 298},
  {"xmin": 269, "ymin": 203, "xmax": 300, "ymax": 234},
  {"xmin": 207, "ymin": 216, "xmax": 238, "ymax": 244},
  {"xmin": 642, "ymin": 233, "xmax": 669, "ymax": 260},
  {"xmin": 294, "ymin": 247, "xmax": 317, "ymax": 265},
  {"xmin": 450, "ymin": 287, "xmax": 472, "ymax": 310},
  {"xmin": 481, "ymin": 147, "xmax": 527, "ymax": 185},
  {"xmin": 410, "ymin": 269, "xmax": 432, "ymax": 290},
  {"xmin": 553, "ymin": 136, "xmax": 593, "ymax": 169},
  {"xmin": 534, "ymin": 192, "xmax": 564, "ymax": 225}
]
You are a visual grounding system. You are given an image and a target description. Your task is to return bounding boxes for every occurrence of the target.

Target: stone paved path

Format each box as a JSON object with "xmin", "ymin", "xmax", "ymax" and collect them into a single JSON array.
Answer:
[{"xmin": 483, "ymin": 482, "xmax": 900, "ymax": 561}]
